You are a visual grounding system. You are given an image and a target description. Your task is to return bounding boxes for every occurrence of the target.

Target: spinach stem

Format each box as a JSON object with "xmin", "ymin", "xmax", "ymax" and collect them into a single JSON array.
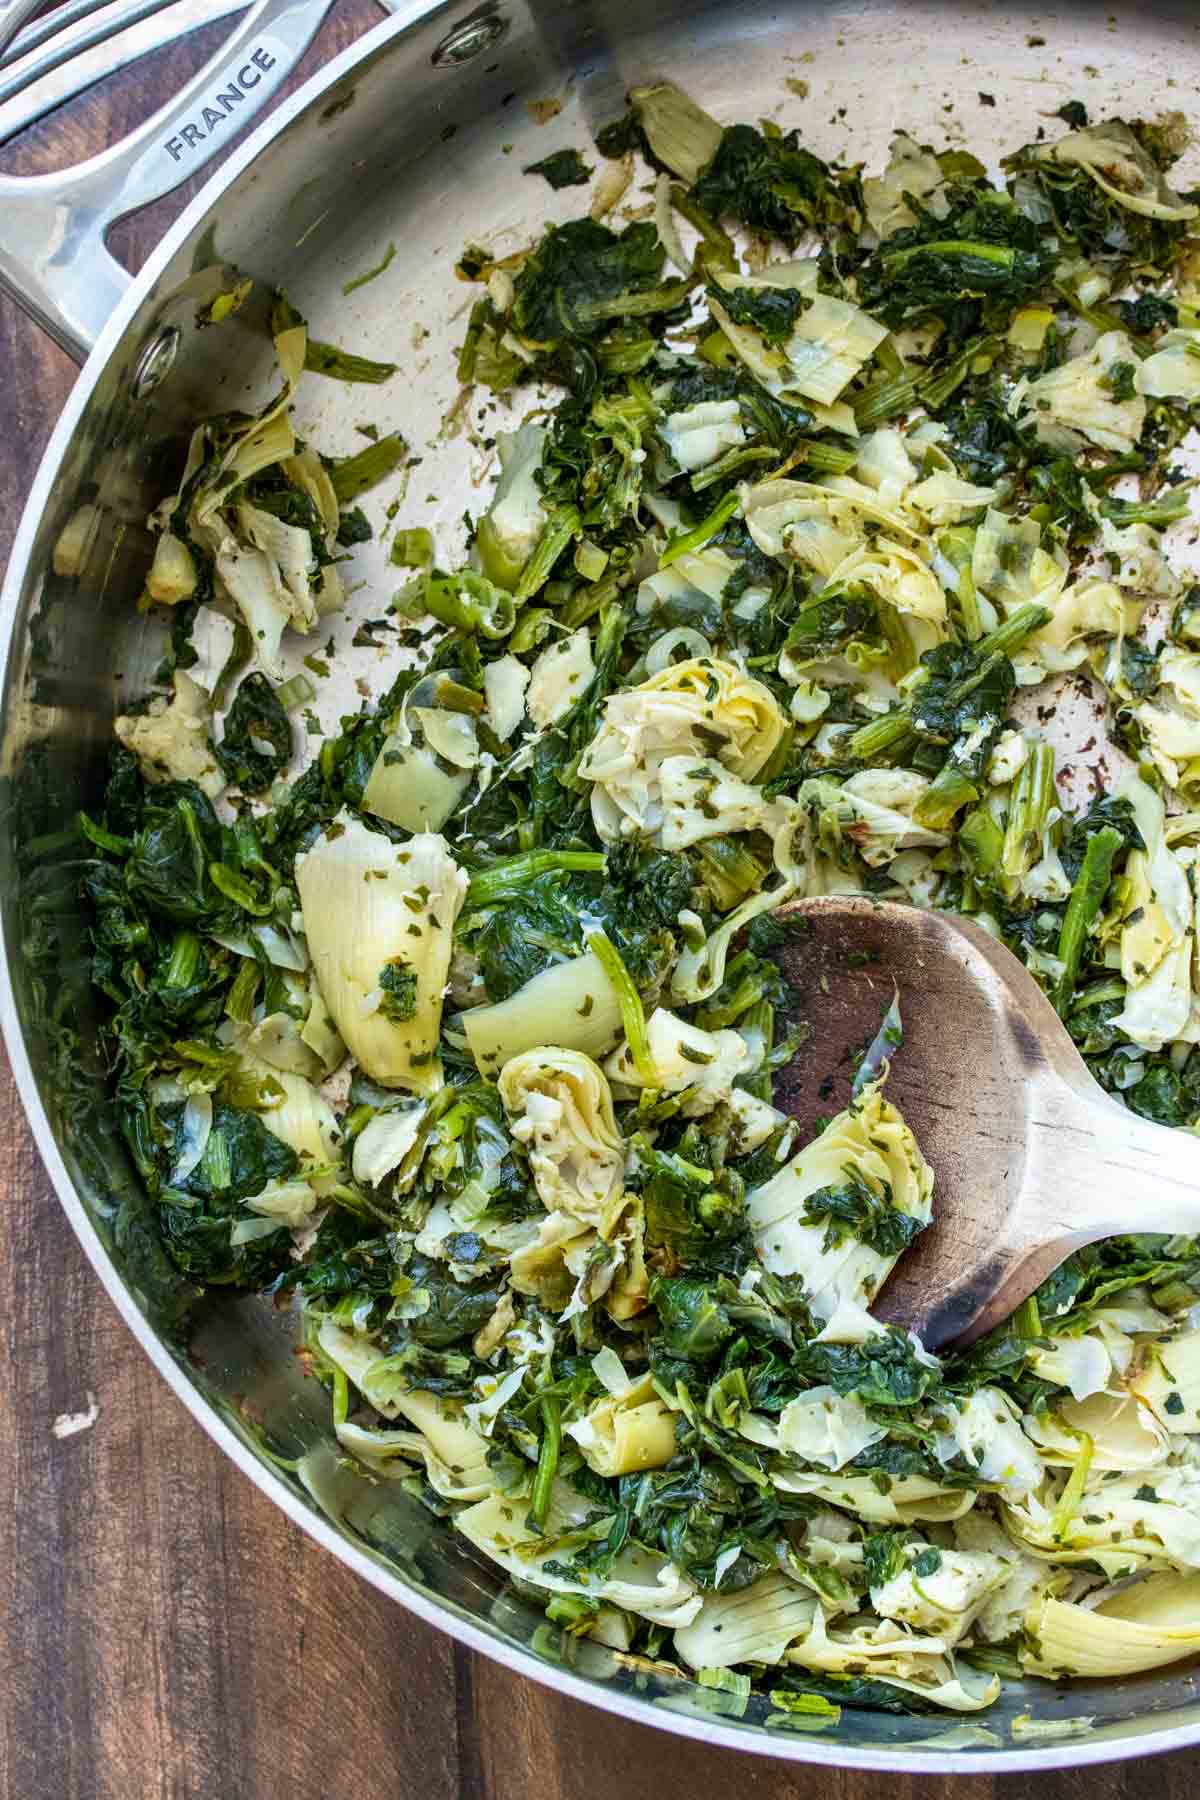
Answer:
[{"xmin": 531, "ymin": 1396, "xmax": 561, "ymax": 1526}]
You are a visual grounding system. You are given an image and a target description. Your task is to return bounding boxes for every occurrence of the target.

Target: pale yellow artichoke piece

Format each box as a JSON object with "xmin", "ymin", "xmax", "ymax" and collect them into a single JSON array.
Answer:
[
  {"xmin": 115, "ymin": 671, "xmax": 223, "ymax": 799},
  {"xmin": 1024, "ymin": 1573, "xmax": 1200, "ymax": 1680},
  {"xmin": 498, "ymin": 1047, "xmax": 625, "ymax": 1234},
  {"xmin": 295, "ymin": 813, "xmax": 466, "ymax": 1093},
  {"xmin": 747, "ymin": 1076, "xmax": 932, "ymax": 1326},
  {"xmin": 565, "ymin": 1372, "xmax": 678, "ymax": 1477}
]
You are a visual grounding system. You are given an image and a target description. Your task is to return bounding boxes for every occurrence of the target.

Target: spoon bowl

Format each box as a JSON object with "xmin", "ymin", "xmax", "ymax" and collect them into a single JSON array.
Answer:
[{"xmin": 768, "ymin": 896, "xmax": 1200, "ymax": 1348}]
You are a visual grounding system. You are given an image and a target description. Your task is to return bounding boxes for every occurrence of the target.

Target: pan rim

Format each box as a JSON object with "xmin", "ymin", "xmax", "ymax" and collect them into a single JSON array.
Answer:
[{"xmin": 2, "ymin": 0, "xmax": 1199, "ymax": 1769}]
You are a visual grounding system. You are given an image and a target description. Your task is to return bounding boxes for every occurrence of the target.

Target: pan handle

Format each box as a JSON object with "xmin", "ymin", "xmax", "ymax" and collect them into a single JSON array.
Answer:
[
  {"xmin": 0, "ymin": 0, "xmax": 42, "ymax": 54},
  {"xmin": 0, "ymin": 0, "xmax": 341, "ymax": 362}
]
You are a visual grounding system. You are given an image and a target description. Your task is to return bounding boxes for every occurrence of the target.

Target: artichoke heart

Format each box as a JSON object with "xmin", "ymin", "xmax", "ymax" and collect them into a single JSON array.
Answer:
[
  {"xmin": 115, "ymin": 671, "xmax": 223, "ymax": 800},
  {"xmin": 579, "ymin": 655, "xmax": 785, "ymax": 842},
  {"xmin": 564, "ymin": 1372, "xmax": 678, "ymax": 1477},
  {"xmin": 747, "ymin": 1074, "xmax": 933, "ymax": 1326},
  {"xmin": 498, "ymin": 1047, "xmax": 625, "ymax": 1233},
  {"xmin": 295, "ymin": 812, "xmax": 467, "ymax": 1092}
]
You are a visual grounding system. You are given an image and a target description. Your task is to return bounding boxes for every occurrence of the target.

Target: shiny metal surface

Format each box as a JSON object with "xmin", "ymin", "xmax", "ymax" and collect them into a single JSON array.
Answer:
[
  {"xmin": 0, "ymin": 0, "xmax": 338, "ymax": 356},
  {"xmin": 0, "ymin": 0, "xmax": 45, "ymax": 57},
  {"xmin": 4, "ymin": 0, "xmax": 1200, "ymax": 1770},
  {"xmin": 2, "ymin": 0, "xmax": 229, "ymax": 77},
  {"xmin": 3, "ymin": 0, "xmax": 179, "ymax": 61},
  {"xmin": 0, "ymin": 0, "xmax": 408, "ymax": 144},
  {"xmin": 0, "ymin": 3, "xmax": 252, "ymax": 142}
]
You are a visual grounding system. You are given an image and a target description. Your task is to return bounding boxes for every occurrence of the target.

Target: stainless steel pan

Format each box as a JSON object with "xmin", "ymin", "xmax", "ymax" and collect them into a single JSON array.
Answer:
[{"xmin": 3, "ymin": 0, "xmax": 1200, "ymax": 1770}]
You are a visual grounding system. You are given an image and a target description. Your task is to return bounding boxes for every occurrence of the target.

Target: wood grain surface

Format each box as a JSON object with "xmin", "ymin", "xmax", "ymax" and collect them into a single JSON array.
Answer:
[{"xmin": 0, "ymin": 7, "xmax": 1198, "ymax": 1799}]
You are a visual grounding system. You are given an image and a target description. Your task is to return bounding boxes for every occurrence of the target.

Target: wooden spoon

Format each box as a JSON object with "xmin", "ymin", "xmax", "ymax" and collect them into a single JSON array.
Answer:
[{"xmin": 767, "ymin": 895, "xmax": 1200, "ymax": 1350}]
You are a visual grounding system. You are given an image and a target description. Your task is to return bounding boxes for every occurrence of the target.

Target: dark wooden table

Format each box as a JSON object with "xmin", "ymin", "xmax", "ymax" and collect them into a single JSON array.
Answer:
[{"xmin": 0, "ymin": 7, "xmax": 1197, "ymax": 1797}]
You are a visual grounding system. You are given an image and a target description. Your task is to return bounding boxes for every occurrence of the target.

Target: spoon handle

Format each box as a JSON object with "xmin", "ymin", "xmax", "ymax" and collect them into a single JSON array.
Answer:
[
  {"xmin": 1042, "ymin": 1083, "xmax": 1200, "ymax": 1243},
  {"xmin": 891, "ymin": 1074, "xmax": 1200, "ymax": 1349}
]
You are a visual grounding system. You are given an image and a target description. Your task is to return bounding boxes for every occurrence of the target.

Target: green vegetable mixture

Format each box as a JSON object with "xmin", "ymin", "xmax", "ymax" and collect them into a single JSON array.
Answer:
[{"xmin": 73, "ymin": 80, "xmax": 1200, "ymax": 1713}]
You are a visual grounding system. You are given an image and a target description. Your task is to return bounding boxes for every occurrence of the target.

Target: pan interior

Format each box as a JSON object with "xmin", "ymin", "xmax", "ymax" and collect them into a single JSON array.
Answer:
[{"xmin": 6, "ymin": 0, "xmax": 1200, "ymax": 1764}]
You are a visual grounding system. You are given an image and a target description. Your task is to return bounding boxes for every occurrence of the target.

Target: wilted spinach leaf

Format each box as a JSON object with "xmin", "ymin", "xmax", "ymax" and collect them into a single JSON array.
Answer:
[
  {"xmin": 157, "ymin": 1101, "xmax": 299, "ymax": 1285},
  {"xmin": 217, "ymin": 673, "xmax": 292, "ymax": 793},
  {"xmin": 524, "ymin": 148, "xmax": 593, "ymax": 190},
  {"xmin": 510, "ymin": 219, "xmax": 665, "ymax": 344},
  {"xmin": 693, "ymin": 123, "xmax": 854, "ymax": 245},
  {"xmin": 713, "ymin": 283, "xmax": 806, "ymax": 344}
]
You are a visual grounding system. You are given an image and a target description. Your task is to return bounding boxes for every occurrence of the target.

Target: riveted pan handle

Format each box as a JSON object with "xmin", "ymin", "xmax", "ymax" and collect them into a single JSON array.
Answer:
[
  {"xmin": 0, "ymin": 0, "xmax": 340, "ymax": 362},
  {"xmin": 0, "ymin": 0, "xmax": 44, "ymax": 55}
]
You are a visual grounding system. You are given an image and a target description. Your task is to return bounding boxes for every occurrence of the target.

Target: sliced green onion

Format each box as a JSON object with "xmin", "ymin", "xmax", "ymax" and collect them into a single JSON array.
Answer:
[
  {"xmin": 847, "ymin": 603, "xmax": 1051, "ymax": 762},
  {"xmin": 304, "ymin": 341, "xmax": 397, "ymax": 384},
  {"xmin": 330, "ymin": 433, "xmax": 407, "ymax": 503},
  {"xmin": 331, "ymin": 1365, "xmax": 349, "ymax": 1429},
  {"xmin": 696, "ymin": 969, "xmax": 766, "ymax": 1032},
  {"xmin": 695, "ymin": 835, "xmax": 768, "ymax": 909},
  {"xmin": 390, "ymin": 527, "xmax": 435, "ymax": 569},
  {"xmin": 593, "ymin": 383, "xmax": 658, "ymax": 430},
  {"xmin": 913, "ymin": 764, "xmax": 979, "ymax": 830},
  {"xmin": 509, "ymin": 606, "xmax": 556, "ymax": 652},
  {"xmin": 163, "ymin": 930, "xmax": 203, "ymax": 990},
  {"xmin": 918, "ymin": 335, "xmax": 998, "ymax": 412},
  {"xmin": 397, "ymin": 570, "xmax": 515, "ymax": 639},
  {"xmin": 225, "ymin": 957, "xmax": 261, "ymax": 1024},
  {"xmin": 690, "ymin": 444, "xmax": 776, "ymax": 492},
  {"xmin": 562, "ymin": 574, "xmax": 621, "ymax": 631},
  {"xmin": 938, "ymin": 526, "xmax": 982, "ymax": 642},
  {"xmin": 1067, "ymin": 976, "xmax": 1126, "ymax": 1013},
  {"xmin": 853, "ymin": 371, "xmax": 920, "ymax": 429},
  {"xmin": 276, "ymin": 672, "xmax": 316, "ymax": 710},
  {"xmin": 793, "ymin": 438, "xmax": 859, "ymax": 476},
  {"xmin": 1011, "ymin": 1293, "xmax": 1042, "ymax": 1338}
]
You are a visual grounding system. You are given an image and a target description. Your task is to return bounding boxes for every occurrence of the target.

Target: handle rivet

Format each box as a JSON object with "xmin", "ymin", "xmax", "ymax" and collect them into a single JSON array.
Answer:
[
  {"xmin": 431, "ymin": 10, "xmax": 507, "ymax": 67},
  {"xmin": 131, "ymin": 326, "xmax": 180, "ymax": 398}
]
